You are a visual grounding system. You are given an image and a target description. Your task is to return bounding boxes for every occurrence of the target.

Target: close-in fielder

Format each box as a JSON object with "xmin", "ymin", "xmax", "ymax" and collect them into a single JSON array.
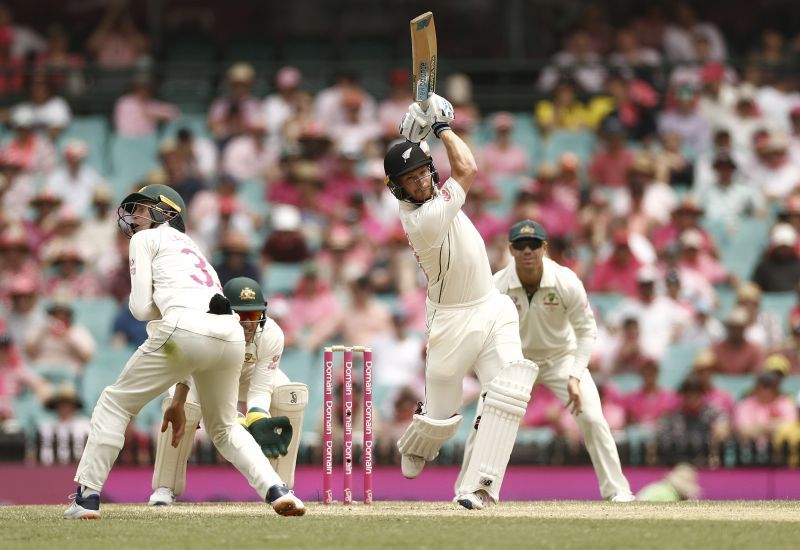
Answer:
[
  {"xmin": 493, "ymin": 219, "xmax": 634, "ymax": 501},
  {"xmin": 386, "ymin": 94, "xmax": 539, "ymax": 510},
  {"xmin": 149, "ymin": 276, "xmax": 308, "ymax": 505},
  {"xmin": 64, "ymin": 184, "xmax": 304, "ymax": 518}
]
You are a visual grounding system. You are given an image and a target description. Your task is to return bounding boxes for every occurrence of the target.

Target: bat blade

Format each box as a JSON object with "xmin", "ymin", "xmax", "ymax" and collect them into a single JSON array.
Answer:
[{"xmin": 410, "ymin": 11, "xmax": 437, "ymax": 110}]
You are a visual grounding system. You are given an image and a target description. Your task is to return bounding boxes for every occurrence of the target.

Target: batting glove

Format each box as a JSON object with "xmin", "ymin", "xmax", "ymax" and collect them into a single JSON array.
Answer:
[
  {"xmin": 425, "ymin": 93, "xmax": 455, "ymax": 138},
  {"xmin": 399, "ymin": 103, "xmax": 431, "ymax": 143},
  {"xmin": 246, "ymin": 408, "xmax": 293, "ymax": 458}
]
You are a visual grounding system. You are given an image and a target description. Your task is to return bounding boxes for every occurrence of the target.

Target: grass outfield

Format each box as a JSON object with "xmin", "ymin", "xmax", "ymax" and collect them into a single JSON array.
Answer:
[{"xmin": 1, "ymin": 501, "xmax": 799, "ymax": 549}]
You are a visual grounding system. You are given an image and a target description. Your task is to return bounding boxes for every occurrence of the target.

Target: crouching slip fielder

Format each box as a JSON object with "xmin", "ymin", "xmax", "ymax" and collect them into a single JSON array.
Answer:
[
  {"xmin": 492, "ymin": 219, "xmax": 634, "ymax": 502},
  {"xmin": 388, "ymin": 94, "xmax": 539, "ymax": 510},
  {"xmin": 65, "ymin": 184, "xmax": 304, "ymax": 518},
  {"xmin": 149, "ymin": 276, "xmax": 308, "ymax": 505}
]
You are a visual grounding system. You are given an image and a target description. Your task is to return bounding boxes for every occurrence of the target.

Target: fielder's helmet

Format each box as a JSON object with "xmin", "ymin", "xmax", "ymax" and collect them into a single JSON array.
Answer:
[
  {"xmin": 223, "ymin": 276, "xmax": 267, "ymax": 327},
  {"xmin": 119, "ymin": 183, "xmax": 187, "ymax": 234},
  {"xmin": 383, "ymin": 141, "xmax": 438, "ymax": 205}
]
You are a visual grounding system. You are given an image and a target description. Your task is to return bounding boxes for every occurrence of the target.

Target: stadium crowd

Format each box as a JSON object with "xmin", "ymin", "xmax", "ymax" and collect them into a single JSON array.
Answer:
[{"xmin": 2, "ymin": 1, "xmax": 800, "ymax": 470}]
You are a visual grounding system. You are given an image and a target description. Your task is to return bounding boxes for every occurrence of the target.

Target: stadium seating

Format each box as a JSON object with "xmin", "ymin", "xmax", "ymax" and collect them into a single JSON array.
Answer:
[
  {"xmin": 57, "ymin": 116, "xmax": 110, "ymax": 175},
  {"xmin": 72, "ymin": 297, "xmax": 119, "ymax": 344},
  {"xmin": 109, "ymin": 135, "xmax": 160, "ymax": 197},
  {"xmin": 713, "ymin": 374, "xmax": 755, "ymax": 399},
  {"xmin": 262, "ymin": 262, "xmax": 303, "ymax": 296}
]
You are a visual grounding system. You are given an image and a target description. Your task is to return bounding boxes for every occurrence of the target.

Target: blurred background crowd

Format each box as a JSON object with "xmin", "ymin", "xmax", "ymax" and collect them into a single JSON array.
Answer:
[{"xmin": 2, "ymin": 0, "xmax": 800, "ymax": 473}]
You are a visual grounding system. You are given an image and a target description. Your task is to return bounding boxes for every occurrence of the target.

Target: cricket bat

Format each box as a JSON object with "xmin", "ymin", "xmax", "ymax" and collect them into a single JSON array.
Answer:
[{"xmin": 410, "ymin": 11, "xmax": 437, "ymax": 111}]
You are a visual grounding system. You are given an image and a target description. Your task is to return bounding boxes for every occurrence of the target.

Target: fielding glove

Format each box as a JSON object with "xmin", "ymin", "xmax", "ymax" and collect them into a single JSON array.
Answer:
[
  {"xmin": 246, "ymin": 408, "xmax": 293, "ymax": 458},
  {"xmin": 399, "ymin": 103, "xmax": 431, "ymax": 143},
  {"xmin": 424, "ymin": 93, "xmax": 455, "ymax": 137}
]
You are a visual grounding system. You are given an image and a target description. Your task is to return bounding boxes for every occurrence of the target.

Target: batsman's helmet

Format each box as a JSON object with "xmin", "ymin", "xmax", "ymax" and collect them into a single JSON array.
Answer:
[
  {"xmin": 223, "ymin": 276, "xmax": 267, "ymax": 327},
  {"xmin": 118, "ymin": 183, "xmax": 186, "ymax": 235},
  {"xmin": 383, "ymin": 141, "xmax": 439, "ymax": 205}
]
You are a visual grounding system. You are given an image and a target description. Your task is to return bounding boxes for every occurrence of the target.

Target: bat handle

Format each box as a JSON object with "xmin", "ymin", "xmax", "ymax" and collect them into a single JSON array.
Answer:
[{"xmin": 419, "ymin": 99, "xmax": 430, "ymax": 113}]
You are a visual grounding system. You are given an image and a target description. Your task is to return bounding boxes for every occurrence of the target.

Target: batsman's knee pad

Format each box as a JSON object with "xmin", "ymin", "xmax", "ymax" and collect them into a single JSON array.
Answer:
[
  {"xmin": 152, "ymin": 397, "xmax": 202, "ymax": 496},
  {"xmin": 268, "ymin": 383, "xmax": 308, "ymax": 489},
  {"xmin": 457, "ymin": 358, "xmax": 538, "ymax": 501},
  {"xmin": 397, "ymin": 413, "xmax": 463, "ymax": 461}
]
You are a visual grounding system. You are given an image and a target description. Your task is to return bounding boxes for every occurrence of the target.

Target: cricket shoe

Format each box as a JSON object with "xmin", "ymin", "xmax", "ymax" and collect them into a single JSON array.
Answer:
[
  {"xmin": 401, "ymin": 454, "xmax": 426, "ymax": 479},
  {"xmin": 267, "ymin": 484, "xmax": 306, "ymax": 516},
  {"xmin": 454, "ymin": 490, "xmax": 495, "ymax": 511},
  {"xmin": 64, "ymin": 487, "xmax": 101, "ymax": 520},
  {"xmin": 149, "ymin": 487, "xmax": 175, "ymax": 506},
  {"xmin": 610, "ymin": 493, "xmax": 636, "ymax": 503}
]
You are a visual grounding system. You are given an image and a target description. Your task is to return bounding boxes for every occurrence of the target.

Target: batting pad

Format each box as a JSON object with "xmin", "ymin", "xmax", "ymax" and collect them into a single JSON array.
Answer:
[
  {"xmin": 152, "ymin": 397, "xmax": 202, "ymax": 496},
  {"xmin": 397, "ymin": 413, "xmax": 463, "ymax": 461},
  {"xmin": 268, "ymin": 383, "xmax": 308, "ymax": 489},
  {"xmin": 457, "ymin": 359, "xmax": 538, "ymax": 501}
]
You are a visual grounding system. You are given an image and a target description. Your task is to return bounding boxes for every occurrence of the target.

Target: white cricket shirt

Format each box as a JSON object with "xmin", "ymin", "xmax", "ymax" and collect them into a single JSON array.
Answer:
[
  {"xmin": 242, "ymin": 317, "xmax": 284, "ymax": 411},
  {"xmin": 494, "ymin": 257, "xmax": 597, "ymax": 378},
  {"xmin": 128, "ymin": 224, "xmax": 224, "ymax": 321},
  {"xmin": 399, "ymin": 178, "xmax": 493, "ymax": 306}
]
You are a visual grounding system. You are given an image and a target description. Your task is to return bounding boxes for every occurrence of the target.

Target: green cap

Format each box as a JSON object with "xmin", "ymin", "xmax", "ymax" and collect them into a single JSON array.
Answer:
[
  {"xmin": 120, "ymin": 183, "xmax": 187, "ymax": 233},
  {"xmin": 509, "ymin": 219, "xmax": 547, "ymax": 242},
  {"xmin": 223, "ymin": 277, "xmax": 266, "ymax": 312}
]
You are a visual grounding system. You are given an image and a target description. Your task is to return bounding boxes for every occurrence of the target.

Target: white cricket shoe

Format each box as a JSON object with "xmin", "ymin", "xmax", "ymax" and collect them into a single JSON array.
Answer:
[
  {"xmin": 401, "ymin": 454, "xmax": 426, "ymax": 479},
  {"xmin": 267, "ymin": 484, "xmax": 306, "ymax": 517},
  {"xmin": 149, "ymin": 487, "xmax": 175, "ymax": 506},
  {"xmin": 610, "ymin": 493, "xmax": 636, "ymax": 503},
  {"xmin": 64, "ymin": 488, "xmax": 101, "ymax": 519},
  {"xmin": 454, "ymin": 490, "xmax": 495, "ymax": 510}
]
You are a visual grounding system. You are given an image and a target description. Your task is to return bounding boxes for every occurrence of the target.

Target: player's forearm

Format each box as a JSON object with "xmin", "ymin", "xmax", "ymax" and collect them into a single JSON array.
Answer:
[
  {"xmin": 172, "ymin": 383, "xmax": 190, "ymax": 405},
  {"xmin": 439, "ymin": 130, "xmax": 476, "ymax": 192}
]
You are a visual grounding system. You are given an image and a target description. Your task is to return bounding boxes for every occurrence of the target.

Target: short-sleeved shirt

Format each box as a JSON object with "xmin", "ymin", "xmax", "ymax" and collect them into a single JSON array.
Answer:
[{"xmin": 398, "ymin": 178, "xmax": 493, "ymax": 306}]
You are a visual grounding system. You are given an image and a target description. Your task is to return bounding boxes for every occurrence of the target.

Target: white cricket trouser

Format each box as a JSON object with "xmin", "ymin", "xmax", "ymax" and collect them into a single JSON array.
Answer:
[
  {"xmin": 424, "ymin": 291, "xmax": 524, "ymax": 419},
  {"xmin": 535, "ymin": 354, "xmax": 630, "ymax": 498},
  {"xmin": 74, "ymin": 309, "xmax": 283, "ymax": 499},
  {"xmin": 459, "ymin": 352, "xmax": 631, "ymax": 499}
]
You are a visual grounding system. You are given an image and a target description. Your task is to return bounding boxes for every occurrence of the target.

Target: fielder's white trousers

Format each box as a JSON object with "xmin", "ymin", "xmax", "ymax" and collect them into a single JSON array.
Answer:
[
  {"xmin": 535, "ymin": 354, "xmax": 631, "ymax": 498},
  {"xmin": 424, "ymin": 291, "xmax": 524, "ymax": 419},
  {"xmin": 458, "ymin": 352, "xmax": 631, "ymax": 499},
  {"xmin": 74, "ymin": 309, "xmax": 282, "ymax": 499}
]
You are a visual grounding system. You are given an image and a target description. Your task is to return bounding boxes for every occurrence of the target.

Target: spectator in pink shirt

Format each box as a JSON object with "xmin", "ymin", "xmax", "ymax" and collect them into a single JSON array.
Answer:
[
  {"xmin": 25, "ymin": 300, "xmax": 95, "ymax": 377},
  {"xmin": 588, "ymin": 116, "xmax": 635, "ymax": 188},
  {"xmin": 208, "ymin": 63, "xmax": 261, "ymax": 145},
  {"xmin": 533, "ymin": 163, "xmax": 579, "ymax": 238},
  {"xmin": 87, "ymin": 2, "xmax": 149, "ymax": 69},
  {"xmin": 288, "ymin": 266, "xmax": 343, "ymax": 351},
  {"xmin": 624, "ymin": 359, "xmax": 680, "ymax": 430},
  {"xmin": 315, "ymin": 223, "xmax": 373, "ymax": 289},
  {"xmin": 712, "ymin": 307, "xmax": 765, "ymax": 375},
  {"xmin": 601, "ymin": 316, "xmax": 652, "ymax": 374},
  {"xmin": 113, "ymin": 74, "xmax": 179, "ymax": 137},
  {"xmin": 692, "ymin": 349, "xmax": 735, "ymax": 416},
  {"xmin": 0, "ymin": 332, "xmax": 49, "ymax": 426},
  {"xmin": 522, "ymin": 384, "xmax": 562, "ymax": 429},
  {"xmin": 377, "ymin": 69, "xmax": 413, "ymax": 139},
  {"xmin": 465, "ymin": 186, "xmax": 505, "ymax": 244},
  {"xmin": 675, "ymin": 228, "xmax": 730, "ymax": 285},
  {"xmin": 651, "ymin": 197, "xmax": 717, "ymax": 255},
  {"xmin": 3, "ymin": 108, "xmax": 56, "ymax": 175},
  {"xmin": 734, "ymin": 371, "xmax": 797, "ymax": 447},
  {"xmin": 339, "ymin": 277, "xmax": 393, "ymax": 348},
  {"xmin": 221, "ymin": 116, "xmax": 278, "ymax": 181},
  {"xmin": 0, "ymin": 228, "xmax": 41, "ymax": 307},
  {"xmin": 481, "ymin": 112, "xmax": 529, "ymax": 176},
  {"xmin": 587, "ymin": 230, "xmax": 643, "ymax": 296}
]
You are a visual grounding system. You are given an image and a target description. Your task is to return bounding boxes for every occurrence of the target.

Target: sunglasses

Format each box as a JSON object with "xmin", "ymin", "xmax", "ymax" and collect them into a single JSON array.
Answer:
[
  {"xmin": 237, "ymin": 310, "xmax": 263, "ymax": 322},
  {"xmin": 511, "ymin": 239, "xmax": 544, "ymax": 251}
]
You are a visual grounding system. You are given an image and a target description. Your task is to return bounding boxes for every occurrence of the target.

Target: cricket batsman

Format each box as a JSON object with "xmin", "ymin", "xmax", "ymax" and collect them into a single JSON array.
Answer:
[
  {"xmin": 149, "ymin": 276, "xmax": 308, "ymax": 505},
  {"xmin": 493, "ymin": 219, "xmax": 634, "ymax": 501},
  {"xmin": 64, "ymin": 184, "xmax": 305, "ymax": 518},
  {"xmin": 386, "ymin": 94, "xmax": 539, "ymax": 510}
]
